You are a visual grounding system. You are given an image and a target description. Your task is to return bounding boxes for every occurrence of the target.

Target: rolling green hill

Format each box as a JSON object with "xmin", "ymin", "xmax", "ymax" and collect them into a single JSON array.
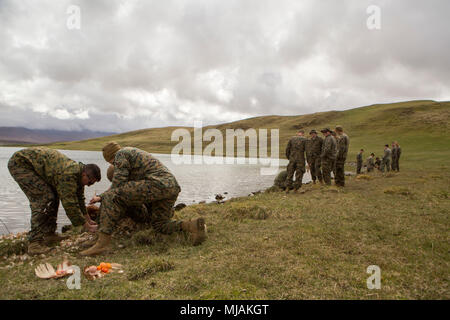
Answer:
[
  {"xmin": 2, "ymin": 99, "xmax": 449, "ymax": 299},
  {"xmin": 47, "ymin": 100, "xmax": 450, "ymax": 169}
]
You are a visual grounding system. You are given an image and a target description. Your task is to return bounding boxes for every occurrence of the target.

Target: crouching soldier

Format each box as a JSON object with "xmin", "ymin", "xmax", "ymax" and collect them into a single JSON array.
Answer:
[
  {"xmin": 8, "ymin": 147, "xmax": 101, "ymax": 255},
  {"xmin": 273, "ymin": 170, "xmax": 288, "ymax": 190},
  {"xmin": 366, "ymin": 153, "xmax": 375, "ymax": 172},
  {"xmin": 81, "ymin": 142, "xmax": 206, "ymax": 256}
]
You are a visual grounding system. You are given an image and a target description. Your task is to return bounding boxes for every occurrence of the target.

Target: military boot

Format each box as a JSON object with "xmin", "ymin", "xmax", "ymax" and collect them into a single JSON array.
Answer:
[
  {"xmin": 43, "ymin": 232, "xmax": 69, "ymax": 245},
  {"xmin": 28, "ymin": 240, "xmax": 53, "ymax": 256},
  {"xmin": 80, "ymin": 232, "xmax": 111, "ymax": 256},
  {"xmin": 79, "ymin": 234, "xmax": 98, "ymax": 249},
  {"xmin": 181, "ymin": 218, "xmax": 206, "ymax": 246}
]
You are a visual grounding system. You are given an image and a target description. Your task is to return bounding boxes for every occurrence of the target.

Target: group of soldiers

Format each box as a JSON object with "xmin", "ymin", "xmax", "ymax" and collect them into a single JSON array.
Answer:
[
  {"xmin": 356, "ymin": 142, "xmax": 402, "ymax": 174},
  {"xmin": 280, "ymin": 126, "xmax": 402, "ymax": 190},
  {"xmin": 283, "ymin": 125, "xmax": 350, "ymax": 190},
  {"xmin": 8, "ymin": 144, "xmax": 206, "ymax": 256}
]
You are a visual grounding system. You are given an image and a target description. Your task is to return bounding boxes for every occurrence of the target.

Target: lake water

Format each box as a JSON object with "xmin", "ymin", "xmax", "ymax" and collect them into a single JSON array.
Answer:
[{"xmin": 0, "ymin": 147, "xmax": 308, "ymax": 235}]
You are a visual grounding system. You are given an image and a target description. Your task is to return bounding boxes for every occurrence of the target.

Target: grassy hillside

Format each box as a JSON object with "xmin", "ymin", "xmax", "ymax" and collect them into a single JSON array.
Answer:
[
  {"xmin": 1, "ymin": 100, "xmax": 448, "ymax": 300},
  {"xmin": 46, "ymin": 100, "xmax": 450, "ymax": 169}
]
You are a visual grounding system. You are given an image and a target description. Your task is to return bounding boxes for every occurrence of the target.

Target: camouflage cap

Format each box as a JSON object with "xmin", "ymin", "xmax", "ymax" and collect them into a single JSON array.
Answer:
[
  {"xmin": 335, "ymin": 125, "xmax": 343, "ymax": 132},
  {"xmin": 102, "ymin": 142, "xmax": 121, "ymax": 163},
  {"xmin": 106, "ymin": 164, "xmax": 114, "ymax": 182},
  {"xmin": 320, "ymin": 128, "xmax": 331, "ymax": 133},
  {"xmin": 309, "ymin": 129, "xmax": 317, "ymax": 134}
]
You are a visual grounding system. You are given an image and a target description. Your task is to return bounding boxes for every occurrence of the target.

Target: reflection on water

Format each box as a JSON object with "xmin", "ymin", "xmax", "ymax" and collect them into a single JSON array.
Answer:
[{"xmin": 0, "ymin": 147, "xmax": 305, "ymax": 235}]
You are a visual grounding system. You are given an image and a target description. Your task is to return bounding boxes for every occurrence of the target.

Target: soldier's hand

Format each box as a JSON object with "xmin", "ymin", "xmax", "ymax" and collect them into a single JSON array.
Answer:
[
  {"xmin": 89, "ymin": 196, "xmax": 101, "ymax": 205},
  {"xmin": 84, "ymin": 221, "xmax": 98, "ymax": 233}
]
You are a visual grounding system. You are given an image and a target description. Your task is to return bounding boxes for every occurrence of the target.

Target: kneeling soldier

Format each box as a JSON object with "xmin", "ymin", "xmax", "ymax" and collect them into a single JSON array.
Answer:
[
  {"xmin": 8, "ymin": 147, "xmax": 101, "ymax": 255},
  {"xmin": 81, "ymin": 142, "xmax": 206, "ymax": 256}
]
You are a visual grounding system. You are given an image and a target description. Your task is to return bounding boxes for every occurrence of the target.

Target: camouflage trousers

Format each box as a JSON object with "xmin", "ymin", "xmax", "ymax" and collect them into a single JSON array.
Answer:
[
  {"xmin": 321, "ymin": 157, "xmax": 334, "ymax": 185},
  {"xmin": 99, "ymin": 179, "xmax": 182, "ymax": 235},
  {"xmin": 8, "ymin": 154, "xmax": 58, "ymax": 241},
  {"xmin": 286, "ymin": 160, "xmax": 305, "ymax": 189},
  {"xmin": 309, "ymin": 156, "xmax": 322, "ymax": 182},
  {"xmin": 335, "ymin": 159, "xmax": 346, "ymax": 187},
  {"xmin": 395, "ymin": 157, "xmax": 400, "ymax": 171},
  {"xmin": 381, "ymin": 159, "xmax": 391, "ymax": 172},
  {"xmin": 391, "ymin": 157, "xmax": 398, "ymax": 171},
  {"xmin": 356, "ymin": 161, "xmax": 363, "ymax": 174}
]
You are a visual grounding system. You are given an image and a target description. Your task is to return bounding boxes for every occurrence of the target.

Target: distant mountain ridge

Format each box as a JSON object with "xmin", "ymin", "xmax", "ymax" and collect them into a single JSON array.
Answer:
[{"xmin": 0, "ymin": 127, "xmax": 115, "ymax": 144}]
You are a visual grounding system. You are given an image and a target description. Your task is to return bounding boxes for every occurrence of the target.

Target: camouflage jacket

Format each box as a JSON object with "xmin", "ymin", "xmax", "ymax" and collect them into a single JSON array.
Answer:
[
  {"xmin": 14, "ymin": 147, "xmax": 87, "ymax": 226},
  {"xmin": 285, "ymin": 136, "xmax": 307, "ymax": 162},
  {"xmin": 104, "ymin": 147, "xmax": 180, "ymax": 192},
  {"xmin": 383, "ymin": 148, "xmax": 392, "ymax": 161},
  {"xmin": 336, "ymin": 133, "xmax": 349, "ymax": 160},
  {"xmin": 397, "ymin": 146, "xmax": 402, "ymax": 158},
  {"xmin": 321, "ymin": 135, "xmax": 337, "ymax": 160},
  {"xmin": 391, "ymin": 147, "xmax": 398, "ymax": 159},
  {"xmin": 309, "ymin": 136, "xmax": 323, "ymax": 157},
  {"xmin": 305, "ymin": 139, "xmax": 312, "ymax": 159},
  {"xmin": 357, "ymin": 152, "xmax": 363, "ymax": 163},
  {"xmin": 367, "ymin": 156, "xmax": 375, "ymax": 169}
]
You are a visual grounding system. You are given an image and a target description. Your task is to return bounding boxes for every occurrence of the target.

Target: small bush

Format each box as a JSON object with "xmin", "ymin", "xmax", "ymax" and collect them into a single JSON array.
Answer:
[
  {"xmin": 225, "ymin": 203, "xmax": 272, "ymax": 221},
  {"xmin": 0, "ymin": 239, "xmax": 28, "ymax": 257},
  {"xmin": 127, "ymin": 258, "xmax": 174, "ymax": 281},
  {"xmin": 131, "ymin": 229, "xmax": 158, "ymax": 246},
  {"xmin": 356, "ymin": 174, "xmax": 373, "ymax": 180},
  {"xmin": 383, "ymin": 186, "xmax": 411, "ymax": 196}
]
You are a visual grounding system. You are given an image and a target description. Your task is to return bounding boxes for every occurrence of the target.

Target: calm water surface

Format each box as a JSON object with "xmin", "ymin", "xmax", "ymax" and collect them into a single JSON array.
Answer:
[{"xmin": 0, "ymin": 147, "xmax": 306, "ymax": 235}]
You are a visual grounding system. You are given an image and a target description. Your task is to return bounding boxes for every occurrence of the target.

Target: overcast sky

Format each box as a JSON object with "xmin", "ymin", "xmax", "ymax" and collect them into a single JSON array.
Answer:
[{"xmin": 0, "ymin": 0, "xmax": 449, "ymax": 133}]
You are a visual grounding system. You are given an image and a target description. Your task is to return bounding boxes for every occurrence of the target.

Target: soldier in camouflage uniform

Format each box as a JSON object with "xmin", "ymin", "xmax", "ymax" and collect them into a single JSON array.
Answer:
[
  {"xmin": 8, "ymin": 147, "xmax": 101, "ymax": 255},
  {"xmin": 381, "ymin": 144, "xmax": 392, "ymax": 172},
  {"xmin": 320, "ymin": 128, "xmax": 337, "ymax": 185},
  {"xmin": 391, "ymin": 143, "xmax": 398, "ymax": 171},
  {"xmin": 82, "ymin": 142, "xmax": 206, "ymax": 256},
  {"xmin": 273, "ymin": 170, "xmax": 288, "ymax": 190},
  {"xmin": 375, "ymin": 157, "xmax": 382, "ymax": 171},
  {"xmin": 394, "ymin": 141, "xmax": 402, "ymax": 171},
  {"xmin": 285, "ymin": 130, "xmax": 307, "ymax": 191},
  {"xmin": 308, "ymin": 130, "xmax": 323, "ymax": 184},
  {"xmin": 366, "ymin": 153, "xmax": 375, "ymax": 172},
  {"xmin": 356, "ymin": 149, "xmax": 364, "ymax": 174},
  {"xmin": 335, "ymin": 126, "xmax": 349, "ymax": 187},
  {"xmin": 330, "ymin": 131, "xmax": 338, "ymax": 178}
]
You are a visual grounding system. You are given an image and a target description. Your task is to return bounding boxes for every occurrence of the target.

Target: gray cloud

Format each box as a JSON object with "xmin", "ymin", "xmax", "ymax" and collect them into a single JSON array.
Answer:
[{"xmin": 0, "ymin": 0, "xmax": 449, "ymax": 133}]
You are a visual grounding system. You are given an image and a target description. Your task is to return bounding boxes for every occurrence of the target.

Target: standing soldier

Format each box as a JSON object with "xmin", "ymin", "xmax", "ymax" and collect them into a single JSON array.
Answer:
[
  {"xmin": 381, "ymin": 144, "xmax": 392, "ymax": 172},
  {"xmin": 82, "ymin": 142, "xmax": 206, "ymax": 256},
  {"xmin": 395, "ymin": 141, "xmax": 402, "ymax": 171},
  {"xmin": 367, "ymin": 153, "xmax": 375, "ymax": 172},
  {"xmin": 285, "ymin": 130, "xmax": 307, "ymax": 191},
  {"xmin": 330, "ymin": 131, "xmax": 338, "ymax": 178},
  {"xmin": 320, "ymin": 128, "xmax": 337, "ymax": 185},
  {"xmin": 391, "ymin": 142, "xmax": 398, "ymax": 171},
  {"xmin": 8, "ymin": 147, "xmax": 101, "ymax": 255},
  {"xmin": 356, "ymin": 149, "xmax": 364, "ymax": 174},
  {"xmin": 305, "ymin": 137, "xmax": 313, "ymax": 179},
  {"xmin": 335, "ymin": 126, "xmax": 349, "ymax": 187},
  {"xmin": 308, "ymin": 130, "xmax": 323, "ymax": 184}
]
